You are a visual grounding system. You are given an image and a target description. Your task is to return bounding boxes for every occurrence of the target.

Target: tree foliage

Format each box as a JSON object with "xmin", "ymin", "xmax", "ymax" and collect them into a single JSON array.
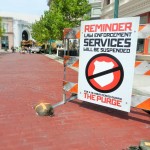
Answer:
[
  {"xmin": 31, "ymin": 16, "xmax": 50, "ymax": 43},
  {"xmin": 0, "ymin": 17, "xmax": 5, "ymax": 37},
  {"xmin": 31, "ymin": 0, "xmax": 91, "ymax": 42}
]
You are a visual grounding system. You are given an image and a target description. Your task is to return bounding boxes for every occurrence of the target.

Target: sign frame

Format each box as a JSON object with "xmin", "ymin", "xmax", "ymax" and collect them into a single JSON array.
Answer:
[{"xmin": 78, "ymin": 17, "xmax": 140, "ymax": 112}]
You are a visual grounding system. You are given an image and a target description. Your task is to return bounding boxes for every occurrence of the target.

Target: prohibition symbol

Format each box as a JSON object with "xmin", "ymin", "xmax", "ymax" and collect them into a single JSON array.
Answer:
[{"xmin": 85, "ymin": 53, "xmax": 124, "ymax": 93}]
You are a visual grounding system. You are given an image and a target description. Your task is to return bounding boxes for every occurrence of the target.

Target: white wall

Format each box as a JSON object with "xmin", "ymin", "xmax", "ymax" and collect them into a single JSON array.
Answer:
[{"xmin": 13, "ymin": 19, "xmax": 32, "ymax": 47}]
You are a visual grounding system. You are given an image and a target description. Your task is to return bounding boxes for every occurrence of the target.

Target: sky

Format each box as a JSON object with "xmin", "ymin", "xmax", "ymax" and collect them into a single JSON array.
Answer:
[{"xmin": 0, "ymin": 0, "xmax": 49, "ymax": 23}]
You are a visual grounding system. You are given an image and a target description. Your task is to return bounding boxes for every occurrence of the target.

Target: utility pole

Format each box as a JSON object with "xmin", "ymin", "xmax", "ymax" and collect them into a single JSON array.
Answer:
[{"xmin": 114, "ymin": 0, "xmax": 119, "ymax": 18}]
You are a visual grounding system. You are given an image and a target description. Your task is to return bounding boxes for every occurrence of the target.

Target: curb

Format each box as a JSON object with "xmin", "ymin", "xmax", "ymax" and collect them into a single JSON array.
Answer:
[{"xmin": 44, "ymin": 54, "xmax": 78, "ymax": 72}]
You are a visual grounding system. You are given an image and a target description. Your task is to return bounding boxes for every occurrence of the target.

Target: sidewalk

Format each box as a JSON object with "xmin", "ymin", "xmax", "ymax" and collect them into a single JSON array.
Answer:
[
  {"xmin": 0, "ymin": 53, "xmax": 149, "ymax": 150},
  {"xmin": 45, "ymin": 54, "xmax": 79, "ymax": 72},
  {"xmin": 45, "ymin": 54, "xmax": 64, "ymax": 64},
  {"xmin": 0, "ymin": 49, "xmax": 12, "ymax": 54}
]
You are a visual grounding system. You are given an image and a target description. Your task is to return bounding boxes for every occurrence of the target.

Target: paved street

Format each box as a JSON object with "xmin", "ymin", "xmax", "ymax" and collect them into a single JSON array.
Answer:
[{"xmin": 0, "ymin": 52, "xmax": 150, "ymax": 150}]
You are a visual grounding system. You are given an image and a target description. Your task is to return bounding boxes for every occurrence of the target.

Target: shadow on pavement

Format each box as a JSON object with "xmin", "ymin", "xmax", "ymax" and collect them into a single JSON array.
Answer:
[
  {"xmin": 130, "ymin": 109, "xmax": 150, "ymax": 117},
  {"xmin": 70, "ymin": 100, "xmax": 150, "ymax": 124}
]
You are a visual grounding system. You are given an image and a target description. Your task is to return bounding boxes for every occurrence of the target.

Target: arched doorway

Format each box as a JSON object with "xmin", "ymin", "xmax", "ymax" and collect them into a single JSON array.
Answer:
[{"xmin": 22, "ymin": 30, "xmax": 28, "ymax": 40}]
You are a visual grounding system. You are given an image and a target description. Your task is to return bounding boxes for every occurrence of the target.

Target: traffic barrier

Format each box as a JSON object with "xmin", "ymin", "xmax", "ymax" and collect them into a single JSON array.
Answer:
[
  {"xmin": 52, "ymin": 56, "xmax": 150, "ymax": 114},
  {"xmin": 135, "ymin": 61, "xmax": 150, "ymax": 75},
  {"xmin": 63, "ymin": 81, "xmax": 78, "ymax": 94},
  {"xmin": 131, "ymin": 95, "xmax": 150, "ymax": 110},
  {"xmin": 63, "ymin": 55, "xmax": 79, "ymax": 68},
  {"xmin": 138, "ymin": 24, "xmax": 150, "ymax": 39}
]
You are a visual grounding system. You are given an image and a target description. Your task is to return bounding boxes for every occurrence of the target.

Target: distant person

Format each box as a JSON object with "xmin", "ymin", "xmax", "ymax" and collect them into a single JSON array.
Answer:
[
  {"xmin": 28, "ymin": 47, "xmax": 31, "ymax": 54},
  {"xmin": 11, "ymin": 46, "xmax": 15, "ymax": 53},
  {"xmin": 18, "ymin": 46, "xmax": 21, "ymax": 53}
]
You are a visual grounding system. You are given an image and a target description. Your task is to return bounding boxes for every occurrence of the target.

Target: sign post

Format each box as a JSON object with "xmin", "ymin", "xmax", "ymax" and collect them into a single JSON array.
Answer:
[{"xmin": 78, "ymin": 17, "xmax": 140, "ymax": 112}]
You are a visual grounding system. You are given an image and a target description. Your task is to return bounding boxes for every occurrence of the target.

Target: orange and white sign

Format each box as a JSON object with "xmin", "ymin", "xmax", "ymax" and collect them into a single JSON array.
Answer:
[{"xmin": 78, "ymin": 17, "xmax": 140, "ymax": 112}]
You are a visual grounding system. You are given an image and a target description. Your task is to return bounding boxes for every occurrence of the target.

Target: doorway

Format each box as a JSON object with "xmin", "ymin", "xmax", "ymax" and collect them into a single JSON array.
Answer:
[
  {"xmin": 1, "ymin": 36, "xmax": 9, "ymax": 49},
  {"xmin": 22, "ymin": 30, "xmax": 28, "ymax": 40}
]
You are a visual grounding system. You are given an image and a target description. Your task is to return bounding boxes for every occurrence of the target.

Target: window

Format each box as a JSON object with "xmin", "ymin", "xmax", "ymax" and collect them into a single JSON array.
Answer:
[
  {"xmin": 140, "ymin": 15, "xmax": 148, "ymax": 24},
  {"xmin": 137, "ymin": 39, "xmax": 144, "ymax": 53},
  {"xmin": 2, "ymin": 23, "xmax": 9, "ymax": 32},
  {"xmin": 91, "ymin": 7, "xmax": 101, "ymax": 18},
  {"xmin": 1, "ymin": 36, "xmax": 9, "ymax": 49},
  {"xmin": 106, "ymin": 0, "xmax": 110, "ymax": 5}
]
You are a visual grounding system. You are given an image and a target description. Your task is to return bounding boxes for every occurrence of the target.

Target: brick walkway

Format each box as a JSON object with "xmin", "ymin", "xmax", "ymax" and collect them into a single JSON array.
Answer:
[{"xmin": 0, "ymin": 53, "xmax": 149, "ymax": 150}]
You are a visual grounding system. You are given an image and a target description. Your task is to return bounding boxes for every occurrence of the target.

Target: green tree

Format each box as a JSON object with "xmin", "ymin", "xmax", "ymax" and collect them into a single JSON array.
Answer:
[
  {"xmin": 0, "ymin": 17, "xmax": 5, "ymax": 37},
  {"xmin": 31, "ymin": 16, "xmax": 50, "ymax": 43},
  {"xmin": 32, "ymin": 0, "xmax": 91, "ymax": 41},
  {"xmin": 48, "ymin": 0, "xmax": 91, "ymax": 40}
]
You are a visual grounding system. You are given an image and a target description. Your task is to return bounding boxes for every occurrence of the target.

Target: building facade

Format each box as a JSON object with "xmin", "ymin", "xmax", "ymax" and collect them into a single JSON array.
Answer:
[
  {"xmin": 0, "ymin": 16, "xmax": 32, "ymax": 50},
  {"xmin": 101, "ymin": 0, "xmax": 150, "ymax": 22},
  {"xmin": 13, "ymin": 19, "xmax": 32, "ymax": 48},
  {"xmin": 0, "ymin": 17, "xmax": 14, "ymax": 50},
  {"xmin": 88, "ymin": 0, "xmax": 102, "ymax": 19},
  {"xmin": 101, "ymin": 0, "xmax": 150, "ymax": 54}
]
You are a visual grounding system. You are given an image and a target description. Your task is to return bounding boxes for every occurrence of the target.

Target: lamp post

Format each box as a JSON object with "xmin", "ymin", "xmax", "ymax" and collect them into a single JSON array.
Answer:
[
  {"xmin": 114, "ymin": 0, "xmax": 119, "ymax": 18},
  {"xmin": 49, "ymin": 40, "xmax": 52, "ymax": 54},
  {"xmin": 48, "ymin": 39, "xmax": 55, "ymax": 54},
  {"xmin": 48, "ymin": 39, "xmax": 53, "ymax": 55}
]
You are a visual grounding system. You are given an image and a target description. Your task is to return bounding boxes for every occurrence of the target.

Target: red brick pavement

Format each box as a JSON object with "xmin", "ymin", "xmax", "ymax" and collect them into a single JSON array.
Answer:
[{"xmin": 0, "ymin": 53, "xmax": 149, "ymax": 150}]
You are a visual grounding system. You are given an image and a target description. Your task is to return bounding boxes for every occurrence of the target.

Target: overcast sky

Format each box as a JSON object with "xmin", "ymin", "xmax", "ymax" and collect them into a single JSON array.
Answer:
[{"xmin": 0, "ymin": 0, "xmax": 49, "ymax": 22}]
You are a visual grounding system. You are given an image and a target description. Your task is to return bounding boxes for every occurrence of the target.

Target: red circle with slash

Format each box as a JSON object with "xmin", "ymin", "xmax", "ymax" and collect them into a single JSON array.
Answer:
[{"xmin": 85, "ymin": 53, "xmax": 124, "ymax": 93}]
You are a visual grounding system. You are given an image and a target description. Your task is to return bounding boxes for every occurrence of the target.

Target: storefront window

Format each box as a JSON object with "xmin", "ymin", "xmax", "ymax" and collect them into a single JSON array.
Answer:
[
  {"xmin": 140, "ymin": 16, "xmax": 148, "ymax": 24},
  {"xmin": 137, "ymin": 39, "xmax": 144, "ymax": 53},
  {"xmin": 1, "ymin": 36, "xmax": 9, "ymax": 49}
]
